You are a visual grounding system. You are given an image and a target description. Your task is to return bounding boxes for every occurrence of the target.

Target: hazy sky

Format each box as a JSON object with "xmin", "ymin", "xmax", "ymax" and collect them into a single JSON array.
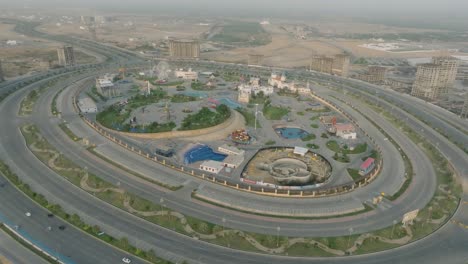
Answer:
[{"xmin": 2, "ymin": 0, "xmax": 468, "ymax": 14}]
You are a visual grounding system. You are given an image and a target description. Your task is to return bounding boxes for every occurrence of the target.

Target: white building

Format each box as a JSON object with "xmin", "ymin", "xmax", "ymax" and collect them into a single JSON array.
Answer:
[
  {"xmin": 78, "ymin": 97, "xmax": 97, "ymax": 113},
  {"xmin": 238, "ymin": 84, "xmax": 274, "ymax": 96},
  {"xmin": 268, "ymin": 72, "xmax": 287, "ymax": 88},
  {"xmin": 238, "ymin": 90, "xmax": 250, "ymax": 103},
  {"xmin": 174, "ymin": 68, "xmax": 198, "ymax": 80},
  {"xmin": 218, "ymin": 144, "xmax": 245, "ymax": 156},
  {"xmin": 293, "ymin": 146, "xmax": 308, "ymax": 157},
  {"xmin": 96, "ymin": 74, "xmax": 116, "ymax": 97},
  {"xmin": 335, "ymin": 123, "xmax": 357, "ymax": 139},
  {"xmin": 223, "ymin": 155, "xmax": 244, "ymax": 169},
  {"xmin": 199, "ymin": 160, "xmax": 225, "ymax": 174}
]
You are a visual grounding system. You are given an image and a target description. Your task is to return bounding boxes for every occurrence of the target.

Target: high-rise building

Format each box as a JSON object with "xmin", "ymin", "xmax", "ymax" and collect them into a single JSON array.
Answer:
[
  {"xmin": 57, "ymin": 46, "xmax": 76, "ymax": 66},
  {"xmin": 310, "ymin": 56, "xmax": 334, "ymax": 74},
  {"xmin": 168, "ymin": 39, "xmax": 200, "ymax": 58},
  {"xmin": 461, "ymin": 93, "xmax": 468, "ymax": 119},
  {"xmin": 332, "ymin": 54, "xmax": 350, "ymax": 77},
  {"xmin": 0, "ymin": 60, "xmax": 5, "ymax": 82},
  {"xmin": 411, "ymin": 56, "xmax": 460, "ymax": 100},
  {"xmin": 356, "ymin": 66, "xmax": 387, "ymax": 84}
]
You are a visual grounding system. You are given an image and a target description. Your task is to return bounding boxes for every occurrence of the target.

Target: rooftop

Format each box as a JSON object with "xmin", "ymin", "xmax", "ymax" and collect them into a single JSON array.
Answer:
[{"xmin": 360, "ymin": 158, "xmax": 375, "ymax": 170}]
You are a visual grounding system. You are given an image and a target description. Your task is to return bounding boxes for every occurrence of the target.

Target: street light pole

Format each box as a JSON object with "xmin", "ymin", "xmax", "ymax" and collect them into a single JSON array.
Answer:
[
  {"xmin": 254, "ymin": 103, "xmax": 259, "ymax": 131},
  {"xmin": 276, "ymin": 226, "xmax": 281, "ymax": 247},
  {"xmin": 347, "ymin": 227, "xmax": 354, "ymax": 248},
  {"xmin": 391, "ymin": 220, "xmax": 397, "ymax": 239}
]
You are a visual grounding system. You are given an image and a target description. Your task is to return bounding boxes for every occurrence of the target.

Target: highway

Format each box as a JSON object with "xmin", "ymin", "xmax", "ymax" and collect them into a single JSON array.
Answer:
[
  {"xmin": 0, "ymin": 228, "xmax": 48, "ymax": 264},
  {"xmin": 0, "ymin": 19, "xmax": 466, "ymax": 264}
]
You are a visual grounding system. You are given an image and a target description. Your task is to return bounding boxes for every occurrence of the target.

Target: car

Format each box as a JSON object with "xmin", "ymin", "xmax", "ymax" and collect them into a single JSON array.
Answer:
[
  {"xmin": 25, "ymin": 212, "xmax": 31, "ymax": 217},
  {"xmin": 47, "ymin": 213, "xmax": 54, "ymax": 218},
  {"xmin": 122, "ymin": 257, "xmax": 131, "ymax": 263},
  {"xmin": 58, "ymin": 225, "xmax": 66, "ymax": 230}
]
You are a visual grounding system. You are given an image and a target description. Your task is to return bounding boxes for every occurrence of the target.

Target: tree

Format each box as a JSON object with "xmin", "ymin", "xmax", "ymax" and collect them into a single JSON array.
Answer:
[
  {"xmin": 333, "ymin": 152, "xmax": 339, "ymax": 160},
  {"xmin": 198, "ymin": 222, "xmax": 209, "ymax": 234}
]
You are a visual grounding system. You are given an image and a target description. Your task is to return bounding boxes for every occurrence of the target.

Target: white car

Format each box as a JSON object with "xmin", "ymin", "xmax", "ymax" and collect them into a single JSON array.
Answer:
[
  {"xmin": 122, "ymin": 257, "xmax": 131, "ymax": 263},
  {"xmin": 25, "ymin": 212, "xmax": 31, "ymax": 217}
]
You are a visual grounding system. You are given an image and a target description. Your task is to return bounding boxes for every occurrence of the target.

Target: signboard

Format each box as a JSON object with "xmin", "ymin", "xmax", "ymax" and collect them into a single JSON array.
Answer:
[{"xmin": 402, "ymin": 209, "xmax": 419, "ymax": 226}]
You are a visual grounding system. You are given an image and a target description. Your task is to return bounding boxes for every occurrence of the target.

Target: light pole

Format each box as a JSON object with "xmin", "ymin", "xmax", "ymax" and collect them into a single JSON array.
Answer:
[
  {"xmin": 391, "ymin": 220, "xmax": 398, "ymax": 239},
  {"xmin": 254, "ymin": 103, "xmax": 259, "ymax": 131},
  {"xmin": 276, "ymin": 226, "xmax": 281, "ymax": 247},
  {"xmin": 347, "ymin": 227, "xmax": 354, "ymax": 248},
  {"xmin": 159, "ymin": 197, "xmax": 164, "ymax": 211},
  {"xmin": 222, "ymin": 217, "xmax": 229, "ymax": 247}
]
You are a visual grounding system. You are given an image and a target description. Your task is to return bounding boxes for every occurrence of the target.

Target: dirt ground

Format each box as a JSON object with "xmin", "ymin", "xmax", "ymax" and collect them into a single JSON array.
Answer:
[
  {"xmin": 38, "ymin": 16, "xmax": 209, "ymax": 50},
  {"xmin": 0, "ymin": 23, "xmax": 96, "ymax": 78}
]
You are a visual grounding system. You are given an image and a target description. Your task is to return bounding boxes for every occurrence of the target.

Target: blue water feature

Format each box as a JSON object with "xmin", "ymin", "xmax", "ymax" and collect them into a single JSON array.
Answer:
[
  {"xmin": 275, "ymin": 127, "xmax": 309, "ymax": 139},
  {"xmin": 218, "ymin": 98, "xmax": 242, "ymax": 109},
  {"xmin": 184, "ymin": 145, "xmax": 227, "ymax": 164}
]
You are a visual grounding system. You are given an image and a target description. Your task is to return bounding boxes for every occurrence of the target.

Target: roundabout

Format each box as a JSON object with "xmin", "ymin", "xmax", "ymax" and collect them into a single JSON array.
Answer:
[{"xmin": 0, "ymin": 19, "xmax": 466, "ymax": 264}]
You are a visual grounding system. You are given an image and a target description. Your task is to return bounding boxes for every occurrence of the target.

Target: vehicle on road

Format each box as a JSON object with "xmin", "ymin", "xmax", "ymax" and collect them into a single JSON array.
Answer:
[
  {"xmin": 25, "ymin": 212, "xmax": 31, "ymax": 217},
  {"xmin": 122, "ymin": 257, "xmax": 131, "ymax": 263}
]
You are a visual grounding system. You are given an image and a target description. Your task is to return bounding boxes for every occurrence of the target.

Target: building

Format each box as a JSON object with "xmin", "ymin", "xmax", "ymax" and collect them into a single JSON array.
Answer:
[
  {"xmin": 310, "ymin": 56, "xmax": 334, "ymax": 74},
  {"xmin": 153, "ymin": 144, "xmax": 174, "ymax": 157},
  {"xmin": 461, "ymin": 93, "xmax": 468, "ymax": 119},
  {"xmin": 237, "ymin": 90, "xmax": 250, "ymax": 103},
  {"xmin": 334, "ymin": 123, "xmax": 357, "ymax": 139},
  {"xmin": 411, "ymin": 56, "xmax": 460, "ymax": 100},
  {"xmin": 168, "ymin": 39, "xmax": 200, "ymax": 58},
  {"xmin": 356, "ymin": 66, "xmax": 387, "ymax": 84},
  {"xmin": 96, "ymin": 74, "xmax": 116, "ymax": 97},
  {"xmin": 199, "ymin": 160, "xmax": 224, "ymax": 174},
  {"xmin": 319, "ymin": 115, "xmax": 337, "ymax": 126},
  {"xmin": 268, "ymin": 72, "xmax": 288, "ymax": 88},
  {"xmin": 218, "ymin": 144, "xmax": 245, "ymax": 156},
  {"xmin": 293, "ymin": 146, "xmax": 308, "ymax": 157},
  {"xmin": 237, "ymin": 83, "xmax": 274, "ymax": 104},
  {"xmin": 78, "ymin": 97, "xmax": 97, "ymax": 113},
  {"xmin": 174, "ymin": 68, "xmax": 198, "ymax": 80},
  {"xmin": 332, "ymin": 54, "xmax": 350, "ymax": 77},
  {"xmin": 57, "ymin": 46, "xmax": 76, "ymax": 66},
  {"xmin": 0, "ymin": 60, "xmax": 4, "ymax": 82},
  {"xmin": 222, "ymin": 155, "xmax": 244, "ymax": 169},
  {"xmin": 359, "ymin": 158, "xmax": 376, "ymax": 176},
  {"xmin": 456, "ymin": 61, "xmax": 468, "ymax": 81},
  {"xmin": 287, "ymin": 82, "xmax": 311, "ymax": 95}
]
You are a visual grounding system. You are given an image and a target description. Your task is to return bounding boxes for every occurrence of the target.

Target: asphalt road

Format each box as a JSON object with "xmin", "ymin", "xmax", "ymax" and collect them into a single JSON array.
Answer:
[
  {"xmin": 0, "ymin": 228, "xmax": 48, "ymax": 264},
  {"xmin": 0, "ymin": 19, "xmax": 467, "ymax": 264}
]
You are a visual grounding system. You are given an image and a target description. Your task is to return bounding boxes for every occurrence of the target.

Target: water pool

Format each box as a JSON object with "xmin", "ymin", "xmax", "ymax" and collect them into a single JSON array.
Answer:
[
  {"xmin": 184, "ymin": 145, "xmax": 227, "ymax": 164},
  {"xmin": 275, "ymin": 127, "xmax": 309, "ymax": 139}
]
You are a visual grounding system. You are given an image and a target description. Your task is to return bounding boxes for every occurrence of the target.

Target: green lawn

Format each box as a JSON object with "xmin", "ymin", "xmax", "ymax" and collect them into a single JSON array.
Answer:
[
  {"xmin": 347, "ymin": 168, "xmax": 362, "ymax": 181},
  {"xmin": 326, "ymin": 140, "xmax": 367, "ymax": 154},
  {"xmin": 170, "ymin": 94, "xmax": 197, "ymax": 103},
  {"xmin": 301, "ymin": 134, "xmax": 316, "ymax": 141},
  {"xmin": 237, "ymin": 108, "xmax": 261, "ymax": 128},
  {"xmin": 179, "ymin": 105, "xmax": 230, "ymax": 131},
  {"xmin": 263, "ymin": 101, "xmax": 289, "ymax": 120},
  {"xmin": 306, "ymin": 143, "xmax": 320, "ymax": 149}
]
